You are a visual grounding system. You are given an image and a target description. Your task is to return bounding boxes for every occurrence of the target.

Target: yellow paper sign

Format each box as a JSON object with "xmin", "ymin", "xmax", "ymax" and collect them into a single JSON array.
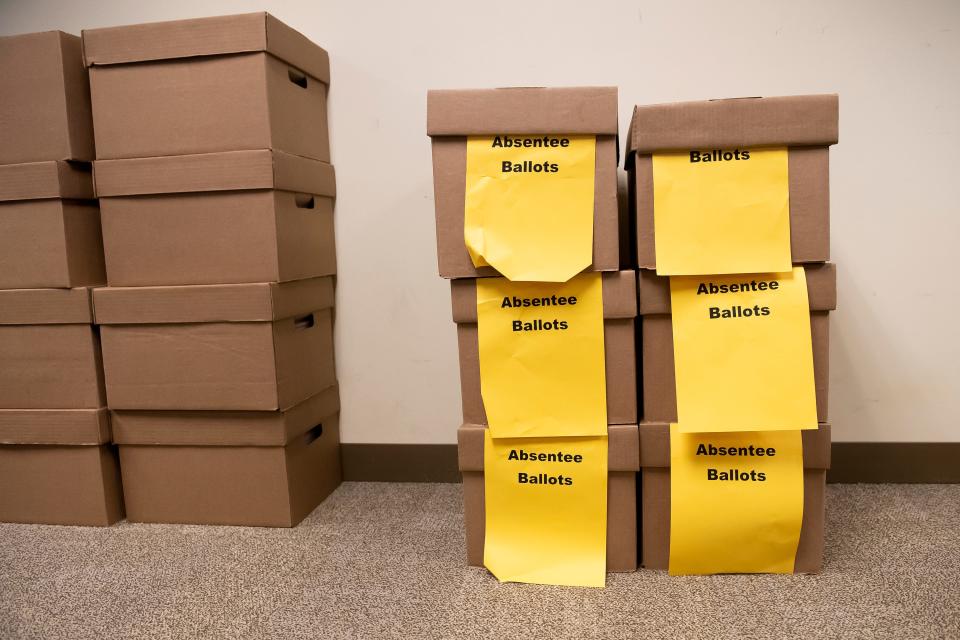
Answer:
[
  {"xmin": 464, "ymin": 134, "xmax": 596, "ymax": 282},
  {"xmin": 653, "ymin": 147, "xmax": 791, "ymax": 275},
  {"xmin": 670, "ymin": 267, "xmax": 817, "ymax": 433},
  {"xmin": 669, "ymin": 424, "xmax": 804, "ymax": 575},
  {"xmin": 484, "ymin": 431, "xmax": 608, "ymax": 587},
  {"xmin": 476, "ymin": 272, "xmax": 607, "ymax": 439}
]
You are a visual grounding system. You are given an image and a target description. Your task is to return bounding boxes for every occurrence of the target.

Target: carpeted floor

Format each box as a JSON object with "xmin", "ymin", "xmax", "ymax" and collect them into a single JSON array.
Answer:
[{"xmin": 1, "ymin": 483, "xmax": 958, "ymax": 640}]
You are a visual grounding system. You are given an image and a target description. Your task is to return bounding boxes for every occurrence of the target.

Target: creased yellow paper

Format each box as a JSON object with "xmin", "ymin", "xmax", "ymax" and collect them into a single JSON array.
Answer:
[
  {"xmin": 484, "ymin": 431, "xmax": 608, "ymax": 587},
  {"xmin": 464, "ymin": 134, "xmax": 596, "ymax": 282},
  {"xmin": 476, "ymin": 272, "xmax": 606, "ymax": 439},
  {"xmin": 653, "ymin": 147, "xmax": 791, "ymax": 276},
  {"xmin": 669, "ymin": 424, "xmax": 804, "ymax": 575},
  {"xmin": 670, "ymin": 266, "xmax": 817, "ymax": 433}
]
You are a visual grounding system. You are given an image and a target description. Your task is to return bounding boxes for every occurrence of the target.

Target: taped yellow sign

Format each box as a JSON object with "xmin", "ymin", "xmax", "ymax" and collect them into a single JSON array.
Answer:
[
  {"xmin": 464, "ymin": 134, "xmax": 596, "ymax": 282},
  {"xmin": 669, "ymin": 424, "xmax": 804, "ymax": 575},
  {"xmin": 484, "ymin": 431, "xmax": 608, "ymax": 587},
  {"xmin": 670, "ymin": 266, "xmax": 817, "ymax": 433},
  {"xmin": 653, "ymin": 147, "xmax": 791, "ymax": 275},
  {"xmin": 476, "ymin": 272, "xmax": 607, "ymax": 439}
]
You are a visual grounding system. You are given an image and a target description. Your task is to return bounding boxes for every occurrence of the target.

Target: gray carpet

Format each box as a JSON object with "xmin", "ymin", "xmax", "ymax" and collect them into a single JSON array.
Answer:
[{"xmin": 1, "ymin": 483, "xmax": 958, "ymax": 640}]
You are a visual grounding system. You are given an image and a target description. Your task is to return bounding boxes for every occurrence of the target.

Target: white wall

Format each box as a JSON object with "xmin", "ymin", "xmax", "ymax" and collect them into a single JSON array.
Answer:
[{"xmin": 3, "ymin": 0, "xmax": 958, "ymax": 443}]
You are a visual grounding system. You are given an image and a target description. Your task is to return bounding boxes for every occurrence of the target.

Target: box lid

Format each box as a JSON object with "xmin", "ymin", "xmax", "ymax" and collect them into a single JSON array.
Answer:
[
  {"xmin": 638, "ymin": 263, "xmax": 837, "ymax": 316},
  {"xmin": 639, "ymin": 422, "xmax": 831, "ymax": 470},
  {"xmin": 0, "ymin": 287, "xmax": 94, "ymax": 325},
  {"xmin": 93, "ymin": 149, "xmax": 336, "ymax": 198},
  {"xmin": 427, "ymin": 86, "xmax": 619, "ymax": 136},
  {"xmin": 111, "ymin": 384, "xmax": 339, "ymax": 446},
  {"xmin": 457, "ymin": 423, "xmax": 640, "ymax": 472},
  {"xmin": 0, "ymin": 408, "xmax": 110, "ymax": 445},
  {"xmin": 0, "ymin": 161, "xmax": 94, "ymax": 202},
  {"xmin": 94, "ymin": 276, "xmax": 334, "ymax": 324},
  {"xmin": 627, "ymin": 94, "xmax": 838, "ymax": 155},
  {"xmin": 451, "ymin": 270, "xmax": 637, "ymax": 324},
  {"xmin": 82, "ymin": 12, "xmax": 329, "ymax": 83}
]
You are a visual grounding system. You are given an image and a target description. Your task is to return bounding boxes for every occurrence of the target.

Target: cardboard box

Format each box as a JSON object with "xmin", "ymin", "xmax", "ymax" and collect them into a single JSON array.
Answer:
[
  {"xmin": 0, "ymin": 408, "xmax": 123, "ymax": 526},
  {"xmin": 638, "ymin": 263, "xmax": 836, "ymax": 422},
  {"xmin": 451, "ymin": 270, "xmax": 638, "ymax": 425},
  {"xmin": 626, "ymin": 95, "xmax": 839, "ymax": 268},
  {"xmin": 0, "ymin": 161, "xmax": 105, "ymax": 289},
  {"xmin": 112, "ymin": 385, "xmax": 341, "ymax": 526},
  {"xmin": 458, "ymin": 423, "xmax": 639, "ymax": 572},
  {"xmin": 83, "ymin": 12, "xmax": 330, "ymax": 161},
  {"xmin": 639, "ymin": 422, "xmax": 831, "ymax": 573},
  {"xmin": 0, "ymin": 31, "xmax": 94, "ymax": 164},
  {"xmin": 427, "ymin": 87, "xmax": 621, "ymax": 278},
  {"xmin": 94, "ymin": 150, "xmax": 336, "ymax": 286},
  {"xmin": 94, "ymin": 277, "xmax": 336, "ymax": 410},
  {"xmin": 0, "ymin": 288, "xmax": 105, "ymax": 409}
]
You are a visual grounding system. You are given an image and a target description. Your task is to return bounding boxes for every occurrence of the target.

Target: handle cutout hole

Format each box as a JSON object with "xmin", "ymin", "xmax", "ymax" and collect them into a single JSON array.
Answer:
[
  {"xmin": 294, "ymin": 313, "xmax": 315, "ymax": 330},
  {"xmin": 288, "ymin": 68, "xmax": 308, "ymax": 88},
  {"xmin": 294, "ymin": 194, "xmax": 315, "ymax": 209},
  {"xmin": 305, "ymin": 423, "xmax": 323, "ymax": 445}
]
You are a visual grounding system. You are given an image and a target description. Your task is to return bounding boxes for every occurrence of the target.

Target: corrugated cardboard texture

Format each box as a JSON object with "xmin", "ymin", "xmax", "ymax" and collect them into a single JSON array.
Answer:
[
  {"xmin": 0, "ymin": 324, "xmax": 106, "ymax": 409},
  {"xmin": 87, "ymin": 30, "xmax": 329, "ymax": 161},
  {"xmin": 0, "ymin": 287, "xmax": 93, "ymax": 325},
  {"xmin": 451, "ymin": 271, "xmax": 638, "ymax": 425},
  {"xmin": 432, "ymin": 135, "xmax": 620, "ymax": 278},
  {"xmin": 112, "ymin": 385, "xmax": 339, "ymax": 446},
  {"xmin": 93, "ymin": 277, "xmax": 334, "ymax": 324},
  {"xmin": 100, "ymin": 306, "xmax": 335, "ymax": 411},
  {"xmin": 118, "ymin": 413, "xmax": 341, "ymax": 526},
  {"xmin": 0, "ymin": 160, "xmax": 94, "ymax": 202},
  {"xmin": 427, "ymin": 87, "xmax": 618, "ymax": 135},
  {"xmin": 0, "ymin": 408, "xmax": 110, "ymax": 445},
  {"xmin": 0, "ymin": 31, "xmax": 94, "ymax": 163},
  {"xmin": 94, "ymin": 152, "xmax": 336, "ymax": 287},
  {"xmin": 639, "ymin": 422, "xmax": 832, "ymax": 574},
  {"xmin": 93, "ymin": 150, "xmax": 336, "ymax": 197},
  {"xmin": 632, "ymin": 147, "xmax": 831, "ymax": 267},
  {"xmin": 626, "ymin": 94, "xmax": 839, "ymax": 154},
  {"xmin": 0, "ymin": 443, "xmax": 123, "ymax": 526},
  {"xmin": 0, "ymin": 199, "xmax": 106, "ymax": 289},
  {"xmin": 639, "ymin": 264, "xmax": 836, "ymax": 423},
  {"xmin": 458, "ymin": 423, "xmax": 638, "ymax": 572},
  {"xmin": 82, "ymin": 12, "xmax": 329, "ymax": 83}
]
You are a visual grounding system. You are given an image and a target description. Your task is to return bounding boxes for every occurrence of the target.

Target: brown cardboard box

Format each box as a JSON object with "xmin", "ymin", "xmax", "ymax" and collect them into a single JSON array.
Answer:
[
  {"xmin": 83, "ymin": 12, "xmax": 330, "ymax": 161},
  {"xmin": 0, "ymin": 161, "xmax": 105, "ymax": 289},
  {"xmin": 0, "ymin": 288, "xmax": 105, "ymax": 409},
  {"xmin": 626, "ymin": 95, "xmax": 839, "ymax": 268},
  {"xmin": 639, "ymin": 422, "xmax": 831, "ymax": 573},
  {"xmin": 94, "ymin": 150, "xmax": 336, "ymax": 286},
  {"xmin": 639, "ymin": 263, "xmax": 836, "ymax": 422},
  {"xmin": 0, "ymin": 408, "xmax": 123, "ymax": 525},
  {"xmin": 458, "ymin": 423, "xmax": 639, "ymax": 572},
  {"xmin": 112, "ymin": 385, "xmax": 341, "ymax": 526},
  {"xmin": 427, "ymin": 87, "xmax": 621, "ymax": 278},
  {"xmin": 94, "ymin": 277, "xmax": 336, "ymax": 410},
  {"xmin": 0, "ymin": 31, "xmax": 94, "ymax": 164},
  {"xmin": 451, "ymin": 270, "xmax": 638, "ymax": 425}
]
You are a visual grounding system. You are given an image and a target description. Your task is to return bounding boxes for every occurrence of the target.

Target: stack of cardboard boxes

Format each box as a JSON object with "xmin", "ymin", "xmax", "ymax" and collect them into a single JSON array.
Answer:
[
  {"xmin": 627, "ymin": 95, "xmax": 839, "ymax": 572},
  {"xmin": 84, "ymin": 13, "xmax": 341, "ymax": 526},
  {"xmin": 428, "ymin": 87, "xmax": 640, "ymax": 573},
  {"xmin": 0, "ymin": 31, "xmax": 123, "ymax": 525}
]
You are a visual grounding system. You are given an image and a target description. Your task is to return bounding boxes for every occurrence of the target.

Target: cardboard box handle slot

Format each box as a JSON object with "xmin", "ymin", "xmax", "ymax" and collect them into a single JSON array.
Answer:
[
  {"xmin": 294, "ymin": 313, "xmax": 315, "ymax": 330},
  {"xmin": 294, "ymin": 194, "xmax": 315, "ymax": 209},
  {"xmin": 304, "ymin": 423, "xmax": 324, "ymax": 445},
  {"xmin": 287, "ymin": 68, "xmax": 308, "ymax": 89}
]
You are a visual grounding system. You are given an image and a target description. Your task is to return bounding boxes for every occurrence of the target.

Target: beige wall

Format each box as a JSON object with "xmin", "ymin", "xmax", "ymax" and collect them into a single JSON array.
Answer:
[{"xmin": 3, "ymin": 0, "xmax": 958, "ymax": 443}]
